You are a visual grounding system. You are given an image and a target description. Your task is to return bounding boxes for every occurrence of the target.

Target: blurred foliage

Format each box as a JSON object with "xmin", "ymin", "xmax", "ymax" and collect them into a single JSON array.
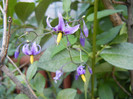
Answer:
[{"xmin": 0, "ymin": 0, "xmax": 132, "ymax": 99}]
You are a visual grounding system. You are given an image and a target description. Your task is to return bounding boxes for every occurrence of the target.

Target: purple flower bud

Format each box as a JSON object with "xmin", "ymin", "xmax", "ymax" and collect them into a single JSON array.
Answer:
[
  {"xmin": 83, "ymin": 19, "xmax": 88, "ymax": 37},
  {"xmin": 75, "ymin": 65, "xmax": 86, "ymax": 80},
  {"xmin": 88, "ymin": 66, "xmax": 92, "ymax": 74},
  {"xmin": 53, "ymin": 70, "xmax": 63, "ymax": 83},
  {"xmin": 22, "ymin": 42, "xmax": 41, "ymax": 56},
  {"xmin": 14, "ymin": 49, "xmax": 19, "ymax": 58},
  {"xmin": 80, "ymin": 32, "xmax": 85, "ymax": 47}
]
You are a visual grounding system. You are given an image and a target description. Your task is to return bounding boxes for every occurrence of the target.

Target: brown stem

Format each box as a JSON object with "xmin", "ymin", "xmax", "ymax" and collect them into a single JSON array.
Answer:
[
  {"xmin": 112, "ymin": 67, "xmax": 131, "ymax": 96},
  {"xmin": 102, "ymin": 0, "xmax": 122, "ymax": 26},
  {"xmin": 112, "ymin": 0, "xmax": 127, "ymax": 5}
]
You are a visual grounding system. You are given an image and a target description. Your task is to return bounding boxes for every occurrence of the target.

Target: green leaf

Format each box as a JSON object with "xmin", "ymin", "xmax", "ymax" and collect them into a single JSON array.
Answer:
[
  {"xmin": 35, "ymin": 0, "xmax": 51, "ymax": 24},
  {"xmin": 98, "ymin": 84, "xmax": 113, "ymax": 99},
  {"xmin": 100, "ymin": 43, "xmax": 133, "ymax": 70},
  {"xmin": 96, "ymin": 25, "xmax": 122, "ymax": 45},
  {"xmin": 15, "ymin": 2, "xmax": 35, "ymax": 22},
  {"xmin": 57, "ymin": 88, "xmax": 76, "ymax": 99},
  {"xmin": 26, "ymin": 61, "xmax": 38, "ymax": 81},
  {"xmin": 95, "ymin": 62, "xmax": 125, "ymax": 73},
  {"xmin": 63, "ymin": 0, "xmax": 71, "ymax": 13},
  {"xmin": 38, "ymin": 47, "xmax": 88, "ymax": 72},
  {"xmin": 32, "ymin": 73, "xmax": 45, "ymax": 94},
  {"xmin": 7, "ymin": 0, "xmax": 17, "ymax": 17},
  {"xmin": 15, "ymin": 94, "xmax": 29, "ymax": 99},
  {"xmin": 51, "ymin": 35, "xmax": 77, "ymax": 57},
  {"xmin": 87, "ymin": 9, "xmax": 123, "ymax": 21}
]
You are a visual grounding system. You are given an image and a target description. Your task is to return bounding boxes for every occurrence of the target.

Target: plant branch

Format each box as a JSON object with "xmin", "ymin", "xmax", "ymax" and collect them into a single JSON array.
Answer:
[
  {"xmin": 7, "ymin": 56, "xmax": 37, "ymax": 99},
  {"xmin": 112, "ymin": 67, "xmax": 131, "ymax": 96},
  {"xmin": 112, "ymin": 0, "xmax": 127, "ymax": 5}
]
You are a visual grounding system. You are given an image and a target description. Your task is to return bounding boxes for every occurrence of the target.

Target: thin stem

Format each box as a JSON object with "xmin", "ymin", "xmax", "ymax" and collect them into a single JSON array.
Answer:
[
  {"xmin": 46, "ymin": 71, "xmax": 57, "ymax": 96},
  {"xmin": 0, "ymin": 5, "xmax": 4, "ymax": 14},
  {"xmin": 7, "ymin": 56, "xmax": 38, "ymax": 99},
  {"xmin": 91, "ymin": 0, "xmax": 98, "ymax": 99}
]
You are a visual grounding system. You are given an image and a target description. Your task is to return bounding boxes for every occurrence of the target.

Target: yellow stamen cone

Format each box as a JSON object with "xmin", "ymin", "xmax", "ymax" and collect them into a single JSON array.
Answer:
[
  {"xmin": 57, "ymin": 32, "xmax": 62, "ymax": 45},
  {"xmin": 81, "ymin": 74, "xmax": 86, "ymax": 83},
  {"xmin": 30, "ymin": 55, "xmax": 34, "ymax": 64}
]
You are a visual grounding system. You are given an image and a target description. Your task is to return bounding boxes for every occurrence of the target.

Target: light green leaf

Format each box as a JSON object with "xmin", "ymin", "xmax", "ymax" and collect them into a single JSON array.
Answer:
[
  {"xmin": 15, "ymin": 94, "xmax": 29, "ymax": 99},
  {"xmin": 57, "ymin": 88, "xmax": 76, "ymax": 99},
  {"xmin": 32, "ymin": 73, "xmax": 45, "ymax": 94},
  {"xmin": 100, "ymin": 43, "xmax": 133, "ymax": 70},
  {"xmin": 38, "ymin": 47, "xmax": 88, "ymax": 72},
  {"xmin": 51, "ymin": 35, "xmax": 77, "ymax": 57},
  {"xmin": 26, "ymin": 61, "xmax": 38, "ymax": 81},
  {"xmin": 15, "ymin": 2, "xmax": 35, "ymax": 22},
  {"xmin": 96, "ymin": 25, "xmax": 122, "ymax": 45},
  {"xmin": 63, "ymin": 0, "xmax": 71, "ymax": 13},
  {"xmin": 98, "ymin": 84, "xmax": 113, "ymax": 99},
  {"xmin": 87, "ymin": 9, "xmax": 123, "ymax": 21}
]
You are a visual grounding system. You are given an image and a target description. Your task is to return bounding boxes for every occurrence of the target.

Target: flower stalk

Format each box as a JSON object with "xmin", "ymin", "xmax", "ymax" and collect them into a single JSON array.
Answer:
[{"xmin": 91, "ymin": 0, "xmax": 98, "ymax": 99}]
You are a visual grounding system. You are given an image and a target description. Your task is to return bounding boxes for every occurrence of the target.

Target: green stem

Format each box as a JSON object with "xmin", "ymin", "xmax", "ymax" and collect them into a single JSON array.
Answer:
[
  {"xmin": 91, "ymin": 0, "xmax": 98, "ymax": 99},
  {"xmin": 46, "ymin": 71, "xmax": 57, "ymax": 96}
]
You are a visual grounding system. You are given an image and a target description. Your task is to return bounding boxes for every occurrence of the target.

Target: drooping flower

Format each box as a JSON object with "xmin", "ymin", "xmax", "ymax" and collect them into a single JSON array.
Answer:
[
  {"xmin": 47, "ymin": 12, "xmax": 80, "ymax": 45},
  {"xmin": 80, "ymin": 19, "xmax": 89, "ymax": 47},
  {"xmin": 53, "ymin": 70, "xmax": 63, "ymax": 83},
  {"xmin": 75, "ymin": 65, "xmax": 86, "ymax": 82},
  {"xmin": 22, "ymin": 42, "xmax": 41, "ymax": 64}
]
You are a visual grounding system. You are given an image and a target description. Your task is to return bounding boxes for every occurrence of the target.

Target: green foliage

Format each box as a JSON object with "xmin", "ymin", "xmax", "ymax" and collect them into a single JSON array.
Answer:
[
  {"xmin": 26, "ymin": 61, "xmax": 38, "ymax": 81},
  {"xmin": 32, "ymin": 73, "xmax": 45, "ymax": 94},
  {"xmin": 15, "ymin": 94, "xmax": 29, "ymax": 99},
  {"xmin": 38, "ymin": 47, "xmax": 88, "ymax": 72},
  {"xmin": 98, "ymin": 84, "xmax": 113, "ymax": 99},
  {"xmin": 87, "ymin": 9, "xmax": 123, "ymax": 21},
  {"xmin": 56, "ymin": 88, "xmax": 76, "ymax": 99},
  {"xmin": 63, "ymin": 0, "xmax": 71, "ymax": 13},
  {"xmin": 96, "ymin": 25, "xmax": 122, "ymax": 45},
  {"xmin": 100, "ymin": 43, "xmax": 133, "ymax": 70},
  {"xmin": 15, "ymin": 2, "xmax": 35, "ymax": 22}
]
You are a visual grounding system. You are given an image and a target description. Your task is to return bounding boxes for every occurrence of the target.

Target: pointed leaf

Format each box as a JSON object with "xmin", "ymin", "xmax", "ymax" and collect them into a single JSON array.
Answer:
[{"xmin": 15, "ymin": 2, "xmax": 35, "ymax": 22}]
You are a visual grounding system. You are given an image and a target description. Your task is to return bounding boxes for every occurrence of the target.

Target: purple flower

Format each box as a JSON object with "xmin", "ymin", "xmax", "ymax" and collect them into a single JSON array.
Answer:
[
  {"xmin": 79, "ymin": 20, "xmax": 89, "ymax": 47},
  {"xmin": 14, "ymin": 48, "xmax": 19, "ymax": 58},
  {"xmin": 53, "ymin": 70, "xmax": 63, "ymax": 83},
  {"xmin": 80, "ymin": 32, "xmax": 85, "ymax": 47},
  {"xmin": 83, "ymin": 19, "xmax": 88, "ymax": 37},
  {"xmin": 22, "ymin": 42, "xmax": 41, "ymax": 56},
  {"xmin": 47, "ymin": 12, "xmax": 80, "ymax": 44},
  {"xmin": 75, "ymin": 65, "xmax": 86, "ymax": 80}
]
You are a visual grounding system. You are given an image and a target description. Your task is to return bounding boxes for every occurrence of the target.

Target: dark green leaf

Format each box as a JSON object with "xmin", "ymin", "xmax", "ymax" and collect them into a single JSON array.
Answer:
[
  {"xmin": 15, "ymin": 2, "xmax": 35, "ymax": 22},
  {"xmin": 87, "ymin": 9, "xmax": 123, "ymax": 21},
  {"xmin": 98, "ymin": 84, "xmax": 113, "ymax": 99},
  {"xmin": 35, "ymin": 0, "xmax": 51, "ymax": 24},
  {"xmin": 71, "ymin": 1, "xmax": 79, "ymax": 10},
  {"xmin": 100, "ymin": 43, "xmax": 133, "ymax": 70},
  {"xmin": 32, "ymin": 73, "xmax": 45, "ymax": 94},
  {"xmin": 7, "ymin": 0, "xmax": 17, "ymax": 17},
  {"xmin": 96, "ymin": 25, "xmax": 122, "ymax": 45},
  {"xmin": 38, "ymin": 47, "xmax": 88, "ymax": 72},
  {"xmin": 57, "ymin": 88, "xmax": 76, "ymax": 99}
]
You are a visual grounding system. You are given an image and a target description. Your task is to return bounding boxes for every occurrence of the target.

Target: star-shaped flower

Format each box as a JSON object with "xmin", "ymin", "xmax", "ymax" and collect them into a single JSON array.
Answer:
[{"xmin": 47, "ymin": 12, "xmax": 80, "ymax": 45}]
